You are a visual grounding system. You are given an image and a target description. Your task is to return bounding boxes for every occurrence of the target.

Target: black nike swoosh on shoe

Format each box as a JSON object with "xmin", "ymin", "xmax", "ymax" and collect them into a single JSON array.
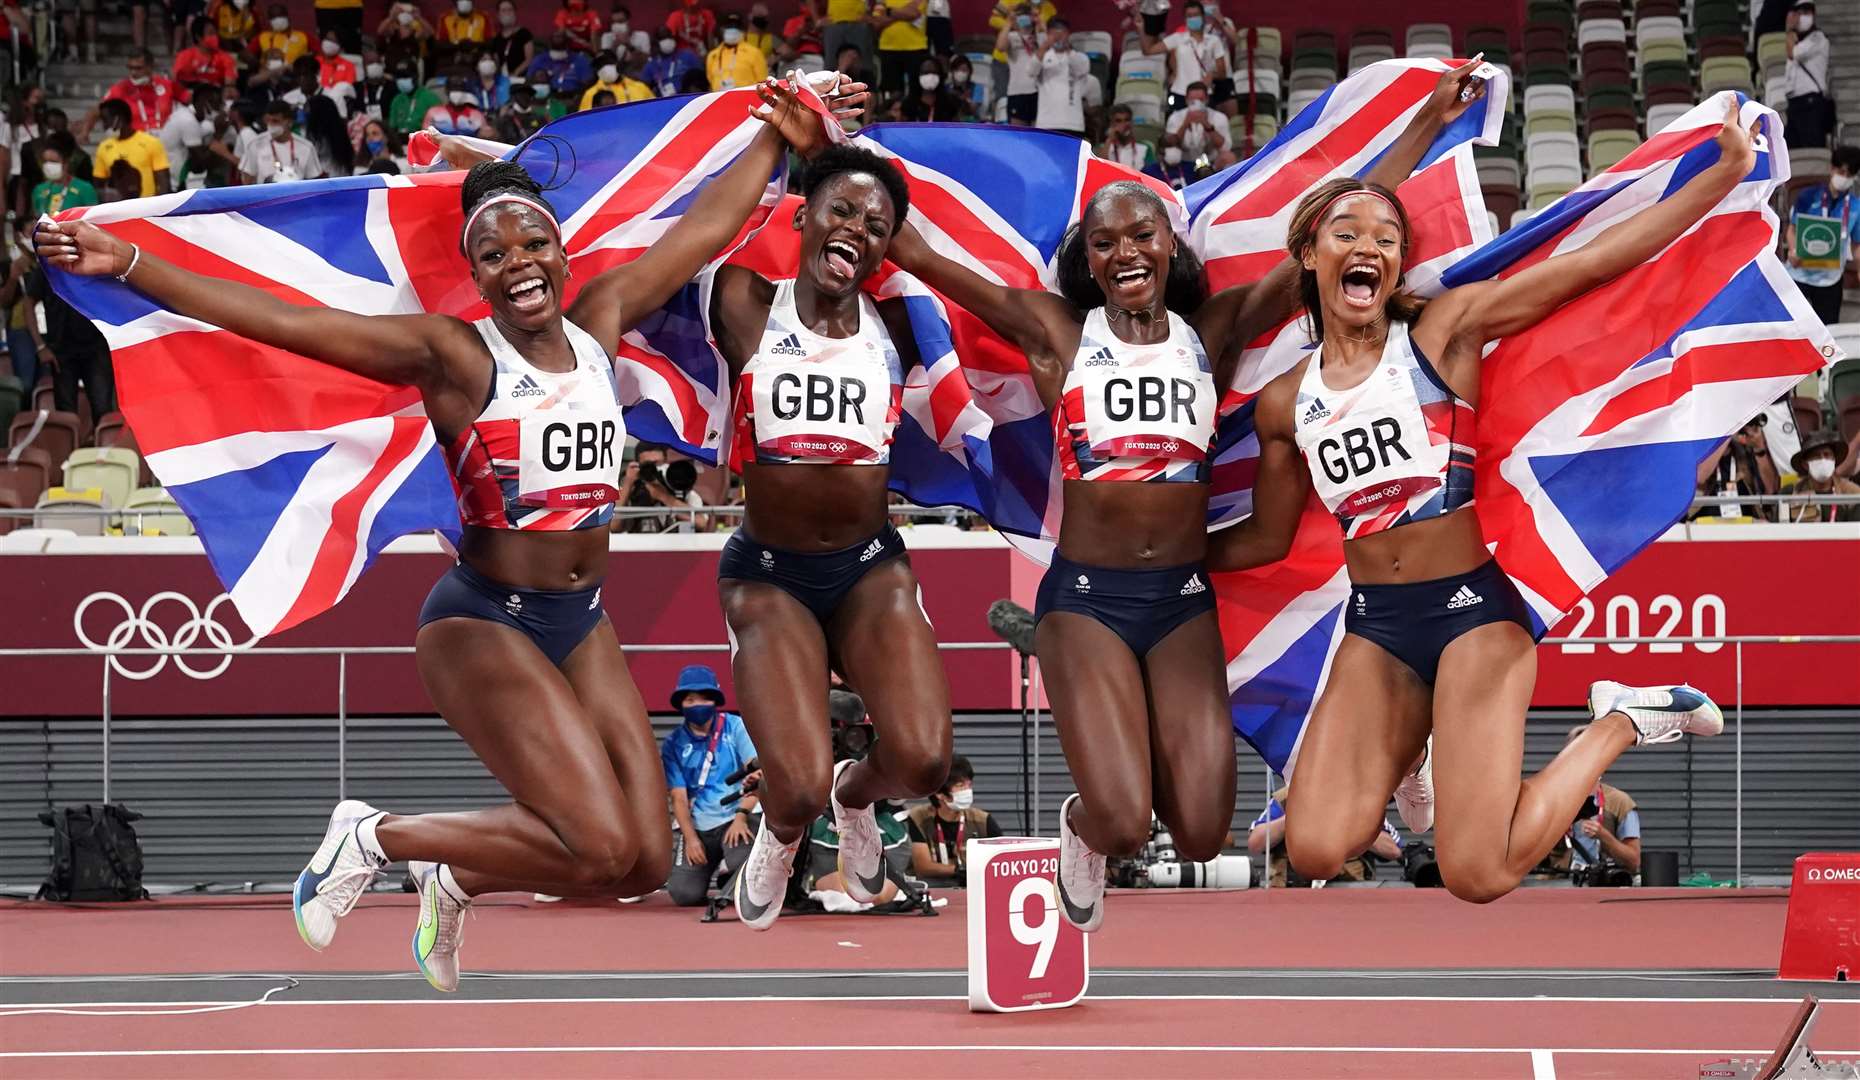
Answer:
[
  {"xmin": 734, "ymin": 874, "xmax": 775, "ymax": 924},
  {"xmin": 851, "ymin": 858, "xmax": 887, "ymax": 900},
  {"xmin": 1055, "ymin": 874, "xmax": 1097, "ymax": 928}
]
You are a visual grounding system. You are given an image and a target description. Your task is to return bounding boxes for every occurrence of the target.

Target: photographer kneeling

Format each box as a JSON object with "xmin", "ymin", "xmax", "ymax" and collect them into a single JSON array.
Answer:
[
  {"xmin": 662, "ymin": 665, "xmax": 761, "ymax": 906},
  {"xmin": 906, "ymin": 755, "xmax": 1002, "ymax": 887},
  {"xmin": 1554, "ymin": 725, "xmax": 1642, "ymax": 885},
  {"xmin": 618, "ymin": 443, "xmax": 707, "ymax": 534}
]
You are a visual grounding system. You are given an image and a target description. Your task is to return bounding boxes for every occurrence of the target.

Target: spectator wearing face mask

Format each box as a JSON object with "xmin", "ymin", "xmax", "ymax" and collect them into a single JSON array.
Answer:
[
  {"xmin": 386, "ymin": 62, "xmax": 441, "ymax": 134},
  {"xmin": 376, "ymin": 1, "xmax": 433, "ymax": 74},
  {"xmin": 352, "ymin": 117, "xmax": 406, "ymax": 174},
  {"xmin": 528, "ymin": 32, "xmax": 594, "ymax": 98},
  {"xmin": 706, "ymin": 14, "xmax": 766, "ymax": 92},
  {"xmin": 580, "ymin": 50, "xmax": 652, "ymax": 108},
  {"xmin": 1784, "ymin": 145, "xmax": 1859, "ymax": 325},
  {"xmin": 439, "ymin": 0, "xmax": 488, "ymax": 48},
  {"xmin": 255, "ymin": 3, "xmax": 310, "ymax": 65},
  {"xmin": 666, "ymin": 0, "xmax": 716, "ymax": 53},
  {"xmin": 994, "ymin": 3, "xmax": 1044, "ymax": 126},
  {"xmin": 988, "ymin": 0, "xmax": 1056, "ymax": 32},
  {"xmin": 1695, "ymin": 416, "xmax": 1780, "ymax": 521},
  {"xmin": 781, "ymin": 1, "xmax": 824, "ymax": 60},
  {"xmin": 495, "ymin": 82, "xmax": 547, "ymax": 141},
  {"xmin": 83, "ymin": 48, "xmax": 180, "ymax": 144},
  {"xmin": 529, "ymin": 79, "xmax": 570, "ymax": 122},
  {"xmin": 489, "ymin": 0, "xmax": 533, "ymax": 76},
  {"xmin": 906, "ymin": 756, "xmax": 1002, "ymax": 886},
  {"xmin": 92, "ymin": 98, "xmax": 170, "ymax": 197},
  {"xmin": 661, "ymin": 665, "xmax": 761, "ymax": 907},
  {"xmin": 351, "ymin": 49, "xmax": 394, "ymax": 124},
  {"xmin": 1099, "ymin": 103, "xmax": 1154, "ymax": 171},
  {"xmin": 1142, "ymin": 0, "xmax": 1230, "ymax": 113},
  {"xmin": 600, "ymin": 6, "xmax": 652, "ymax": 58},
  {"xmin": 247, "ymin": 46, "xmax": 294, "ymax": 100},
  {"xmin": 741, "ymin": 3, "xmax": 777, "ymax": 58},
  {"xmin": 31, "ymin": 140, "xmax": 98, "ymax": 215},
  {"xmin": 872, "ymin": 0, "xmax": 927, "ymax": 98},
  {"xmin": 422, "ymin": 75, "xmax": 490, "ymax": 135},
  {"xmin": 315, "ymin": 29, "xmax": 358, "ymax": 92},
  {"xmin": 941, "ymin": 54, "xmax": 976, "ymax": 118},
  {"xmin": 831, "ymin": 42, "xmax": 877, "ymax": 93},
  {"xmin": 174, "ymin": 19, "xmax": 238, "ymax": 88},
  {"xmin": 643, "ymin": 33, "xmax": 703, "ymax": 98},
  {"xmin": 1782, "ymin": 430, "xmax": 1860, "ymax": 522},
  {"xmin": 211, "ymin": 0, "xmax": 257, "ymax": 56},
  {"xmin": 1034, "ymin": 16, "xmax": 1089, "ymax": 138},
  {"xmin": 1783, "ymin": 0, "xmax": 1833, "ymax": 150},
  {"xmin": 284, "ymin": 55, "xmax": 354, "ymax": 129},
  {"xmin": 468, "ymin": 49, "xmax": 510, "ymax": 110},
  {"xmin": 313, "ymin": 0, "xmax": 365, "ymax": 53},
  {"xmin": 901, "ymin": 56, "xmax": 962, "ymax": 121},
  {"xmin": 1162, "ymin": 80, "xmax": 1233, "ymax": 167},
  {"xmin": 1145, "ymin": 142, "xmax": 1196, "ymax": 189},
  {"xmin": 239, "ymin": 99, "xmax": 323, "ymax": 182},
  {"xmin": 554, "ymin": 0, "xmax": 604, "ymax": 52}
]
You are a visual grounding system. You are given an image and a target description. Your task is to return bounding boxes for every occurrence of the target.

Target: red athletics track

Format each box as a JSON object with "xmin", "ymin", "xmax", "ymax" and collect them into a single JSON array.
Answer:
[{"xmin": 4, "ymin": 888, "xmax": 1857, "ymax": 1079}]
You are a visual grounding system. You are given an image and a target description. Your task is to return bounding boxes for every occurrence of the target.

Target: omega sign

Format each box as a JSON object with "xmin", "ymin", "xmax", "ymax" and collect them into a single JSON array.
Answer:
[
  {"xmin": 74, "ymin": 591, "xmax": 258, "ymax": 680},
  {"xmin": 1804, "ymin": 866, "xmax": 1860, "ymax": 883}
]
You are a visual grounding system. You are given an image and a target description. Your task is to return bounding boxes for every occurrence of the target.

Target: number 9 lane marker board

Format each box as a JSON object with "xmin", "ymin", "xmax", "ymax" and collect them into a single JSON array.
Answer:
[{"xmin": 966, "ymin": 836, "xmax": 1089, "ymax": 1013}]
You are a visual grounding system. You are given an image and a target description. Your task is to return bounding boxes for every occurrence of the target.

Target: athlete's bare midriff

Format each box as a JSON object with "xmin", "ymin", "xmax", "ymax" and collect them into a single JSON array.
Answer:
[
  {"xmin": 1055, "ymin": 479, "xmax": 1211, "ymax": 568},
  {"xmin": 1341, "ymin": 507, "xmax": 1489, "ymax": 584},
  {"xmin": 456, "ymin": 526, "xmax": 610, "ymax": 590},
  {"xmin": 740, "ymin": 461, "xmax": 894, "ymax": 552}
]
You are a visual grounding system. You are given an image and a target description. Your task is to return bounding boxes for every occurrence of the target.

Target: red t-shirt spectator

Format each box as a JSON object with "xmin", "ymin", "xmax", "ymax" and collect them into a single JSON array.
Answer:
[
  {"xmin": 173, "ymin": 43, "xmax": 238, "ymax": 87},
  {"xmin": 553, "ymin": 1, "xmax": 604, "ymax": 48},
  {"xmin": 664, "ymin": 3, "xmax": 715, "ymax": 50},
  {"xmin": 319, "ymin": 53, "xmax": 358, "ymax": 89},
  {"xmin": 782, "ymin": 12, "xmax": 823, "ymax": 54},
  {"xmin": 104, "ymin": 74, "xmax": 183, "ymax": 132}
]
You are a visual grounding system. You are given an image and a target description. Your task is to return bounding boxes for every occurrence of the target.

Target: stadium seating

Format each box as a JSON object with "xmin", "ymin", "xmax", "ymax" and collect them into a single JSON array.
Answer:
[
  {"xmin": 123, "ymin": 487, "xmax": 193, "ymax": 537},
  {"xmin": 0, "ymin": 374, "xmax": 20, "ymax": 439},
  {"xmin": 1405, "ymin": 23, "xmax": 1453, "ymax": 61},
  {"xmin": 8, "ymin": 410, "xmax": 80, "ymax": 479},
  {"xmin": 63, "ymin": 447, "xmax": 141, "ymax": 513},
  {"xmin": 35, "ymin": 486, "xmax": 107, "ymax": 536}
]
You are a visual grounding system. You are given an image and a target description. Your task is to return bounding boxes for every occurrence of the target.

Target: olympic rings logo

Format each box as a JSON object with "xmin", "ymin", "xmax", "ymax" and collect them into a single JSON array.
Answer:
[{"xmin": 73, "ymin": 591, "xmax": 259, "ymax": 681}]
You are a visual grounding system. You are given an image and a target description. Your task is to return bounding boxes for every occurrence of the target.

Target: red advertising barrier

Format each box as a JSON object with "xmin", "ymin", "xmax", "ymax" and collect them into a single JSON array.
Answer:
[
  {"xmin": 1777, "ymin": 852, "xmax": 1860, "ymax": 981},
  {"xmin": 0, "ymin": 533, "xmax": 1026, "ymax": 717},
  {"xmin": 1531, "ymin": 531, "xmax": 1860, "ymax": 707},
  {"xmin": 2, "ymin": 527, "xmax": 1854, "ymax": 715}
]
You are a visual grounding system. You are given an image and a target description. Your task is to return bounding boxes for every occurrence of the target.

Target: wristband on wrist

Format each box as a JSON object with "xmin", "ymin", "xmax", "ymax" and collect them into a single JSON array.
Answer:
[{"xmin": 114, "ymin": 243, "xmax": 141, "ymax": 283}]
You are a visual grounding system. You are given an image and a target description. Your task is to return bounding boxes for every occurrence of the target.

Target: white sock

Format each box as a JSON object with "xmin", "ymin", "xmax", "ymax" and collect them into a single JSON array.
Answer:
[
  {"xmin": 437, "ymin": 863, "xmax": 470, "ymax": 905},
  {"xmin": 354, "ymin": 811, "xmax": 388, "ymax": 863}
]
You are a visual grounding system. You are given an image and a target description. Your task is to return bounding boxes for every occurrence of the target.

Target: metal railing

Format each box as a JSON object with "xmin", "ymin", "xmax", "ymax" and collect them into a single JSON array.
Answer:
[{"xmin": 2, "ymin": 633, "xmax": 1854, "ymax": 888}]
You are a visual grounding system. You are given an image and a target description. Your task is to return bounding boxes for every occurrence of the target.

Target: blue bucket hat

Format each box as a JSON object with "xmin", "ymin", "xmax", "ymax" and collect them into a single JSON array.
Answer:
[{"xmin": 669, "ymin": 664, "xmax": 724, "ymax": 708}]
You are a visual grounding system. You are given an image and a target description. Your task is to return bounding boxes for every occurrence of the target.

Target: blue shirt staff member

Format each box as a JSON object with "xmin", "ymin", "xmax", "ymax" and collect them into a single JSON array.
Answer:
[{"xmin": 661, "ymin": 665, "xmax": 762, "ymax": 907}]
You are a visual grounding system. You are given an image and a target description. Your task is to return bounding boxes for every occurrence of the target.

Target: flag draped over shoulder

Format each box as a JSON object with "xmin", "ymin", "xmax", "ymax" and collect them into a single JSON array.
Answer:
[{"xmin": 47, "ymin": 85, "xmax": 829, "ymax": 636}]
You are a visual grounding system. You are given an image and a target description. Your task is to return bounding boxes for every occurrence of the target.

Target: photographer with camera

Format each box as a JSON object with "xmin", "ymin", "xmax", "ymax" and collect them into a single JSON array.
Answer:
[
  {"xmin": 618, "ymin": 443, "xmax": 708, "ymax": 534},
  {"xmin": 661, "ymin": 665, "xmax": 762, "ymax": 907},
  {"xmin": 803, "ymin": 689, "xmax": 917, "ymax": 905},
  {"xmin": 906, "ymin": 755, "xmax": 1002, "ymax": 887},
  {"xmin": 1554, "ymin": 725, "xmax": 1642, "ymax": 883}
]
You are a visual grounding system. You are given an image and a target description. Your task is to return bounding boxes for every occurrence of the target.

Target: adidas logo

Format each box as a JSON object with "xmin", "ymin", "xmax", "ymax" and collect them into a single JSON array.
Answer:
[
  {"xmin": 1303, "ymin": 398, "xmax": 1329, "ymax": 423},
  {"xmin": 1445, "ymin": 585, "xmax": 1483, "ymax": 610},
  {"xmin": 769, "ymin": 333, "xmax": 807, "ymax": 357},
  {"xmin": 858, "ymin": 537, "xmax": 886, "ymax": 562},
  {"xmin": 1179, "ymin": 573, "xmax": 1206, "ymax": 596},
  {"xmin": 1083, "ymin": 346, "xmax": 1118, "ymax": 368},
  {"xmin": 510, "ymin": 374, "xmax": 546, "ymax": 399}
]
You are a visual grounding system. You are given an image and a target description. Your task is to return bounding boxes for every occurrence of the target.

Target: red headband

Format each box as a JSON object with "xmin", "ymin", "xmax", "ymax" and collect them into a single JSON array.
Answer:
[{"xmin": 1307, "ymin": 188, "xmax": 1402, "ymax": 241}]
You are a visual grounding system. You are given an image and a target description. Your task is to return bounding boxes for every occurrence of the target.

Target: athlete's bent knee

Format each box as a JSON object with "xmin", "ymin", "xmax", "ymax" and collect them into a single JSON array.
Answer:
[
  {"xmin": 564, "ymin": 829, "xmax": 641, "ymax": 894},
  {"xmin": 1284, "ymin": 834, "xmax": 1350, "ymax": 883},
  {"xmin": 1170, "ymin": 820, "xmax": 1228, "ymax": 864},
  {"xmin": 1441, "ymin": 866, "xmax": 1518, "ymax": 905},
  {"xmin": 880, "ymin": 732, "xmax": 951, "ymax": 798},
  {"xmin": 761, "ymin": 773, "xmax": 831, "ymax": 830},
  {"xmin": 623, "ymin": 843, "xmax": 673, "ymax": 898},
  {"xmin": 1085, "ymin": 804, "xmax": 1153, "ymax": 857}
]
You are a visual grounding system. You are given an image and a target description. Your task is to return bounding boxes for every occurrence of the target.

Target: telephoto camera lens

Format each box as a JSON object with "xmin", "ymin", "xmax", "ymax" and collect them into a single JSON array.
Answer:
[{"xmin": 1146, "ymin": 854, "xmax": 1252, "ymax": 889}]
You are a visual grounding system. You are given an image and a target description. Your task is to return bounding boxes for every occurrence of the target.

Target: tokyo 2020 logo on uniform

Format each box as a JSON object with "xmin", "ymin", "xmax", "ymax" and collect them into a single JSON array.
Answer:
[{"xmin": 74, "ymin": 591, "xmax": 258, "ymax": 680}]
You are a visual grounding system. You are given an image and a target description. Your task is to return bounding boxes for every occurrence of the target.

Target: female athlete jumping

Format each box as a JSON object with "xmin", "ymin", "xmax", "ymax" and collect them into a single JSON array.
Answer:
[
  {"xmin": 884, "ymin": 61, "xmax": 1488, "ymax": 931},
  {"xmin": 1209, "ymin": 98, "xmax": 1757, "ymax": 903},
  {"xmin": 706, "ymin": 144, "xmax": 950, "ymax": 930},
  {"xmin": 35, "ymin": 79, "xmax": 836, "ymax": 987}
]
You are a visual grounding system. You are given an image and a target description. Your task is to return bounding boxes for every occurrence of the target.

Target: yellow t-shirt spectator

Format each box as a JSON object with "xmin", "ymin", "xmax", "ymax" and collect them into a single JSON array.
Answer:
[
  {"xmin": 256, "ymin": 28, "xmax": 311, "ymax": 65},
  {"xmin": 706, "ymin": 41, "xmax": 768, "ymax": 91},
  {"xmin": 94, "ymin": 131, "xmax": 171, "ymax": 198},
  {"xmin": 439, "ymin": 11, "xmax": 489, "ymax": 44},
  {"xmin": 745, "ymin": 29, "xmax": 777, "ymax": 56},
  {"xmin": 580, "ymin": 76, "xmax": 655, "ymax": 109},
  {"xmin": 314, "ymin": 0, "xmax": 363, "ymax": 9},
  {"xmin": 988, "ymin": 1, "xmax": 1057, "ymax": 31},
  {"xmin": 826, "ymin": 0, "xmax": 867, "ymax": 24},
  {"xmin": 215, "ymin": 5, "xmax": 257, "ymax": 44},
  {"xmin": 876, "ymin": 2, "xmax": 927, "ymax": 51}
]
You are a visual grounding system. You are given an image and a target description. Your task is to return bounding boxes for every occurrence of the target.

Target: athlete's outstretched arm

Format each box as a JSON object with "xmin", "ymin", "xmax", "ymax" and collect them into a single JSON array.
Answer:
[
  {"xmin": 1419, "ymin": 97, "xmax": 1759, "ymax": 361},
  {"xmin": 569, "ymin": 79, "xmax": 831, "ymax": 353},
  {"xmin": 32, "ymin": 217, "xmax": 465, "ymax": 389},
  {"xmin": 886, "ymin": 219, "xmax": 1079, "ymax": 368},
  {"xmin": 1196, "ymin": 58, "xmax": 1488, "ymax": 384},
  {"xmin": 1207, "ymin": 372, "xmax": 1309, "ymax": 571}
]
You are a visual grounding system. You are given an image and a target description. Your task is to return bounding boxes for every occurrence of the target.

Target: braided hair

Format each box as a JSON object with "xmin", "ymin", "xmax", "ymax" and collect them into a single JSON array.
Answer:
[{"xmin": 458, "ymin": 159, "xmax": 558, "ymax": 255}]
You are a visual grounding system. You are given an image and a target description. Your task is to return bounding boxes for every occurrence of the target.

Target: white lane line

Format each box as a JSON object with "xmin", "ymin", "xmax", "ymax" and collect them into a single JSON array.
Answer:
[
  {"xmin": 1531, "ymin": 1049, "xmax": 1557, "ymax": 1079},
  {"xmin": 3, "ymin": 993, "xmax": 1853, "ymax": 1009},
  {"xmin": 4, "ymin": 1045, "xmax": 1856, "ymax": 1060}
]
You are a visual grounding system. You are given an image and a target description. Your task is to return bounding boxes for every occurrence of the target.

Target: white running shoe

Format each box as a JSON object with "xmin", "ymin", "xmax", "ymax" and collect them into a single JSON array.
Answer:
[
  {"xmin": 831, "ymin": 758, "xmax": 887, "ymax": 904},
  {"xmin": 292, "ymin": 799, "xmax": 387, "ymax": 952},
  {"xmin": 409, "ymin": 861, "xmax": 470, "ymax": 992},
  {"xmin": 1055, "ymin": 793, "xmax": 1106, "ymax": 933},
  {"xmin": 733, "ymin": 815, "xmax": 799, "ymax": 931},
  {"xmin": 1589, "ymin": 680, "xmax": 1725, "ymax": 745},
  {"xmin": 1394, "ymin": 736, "xmax": 1435, "ymax": 833}
]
